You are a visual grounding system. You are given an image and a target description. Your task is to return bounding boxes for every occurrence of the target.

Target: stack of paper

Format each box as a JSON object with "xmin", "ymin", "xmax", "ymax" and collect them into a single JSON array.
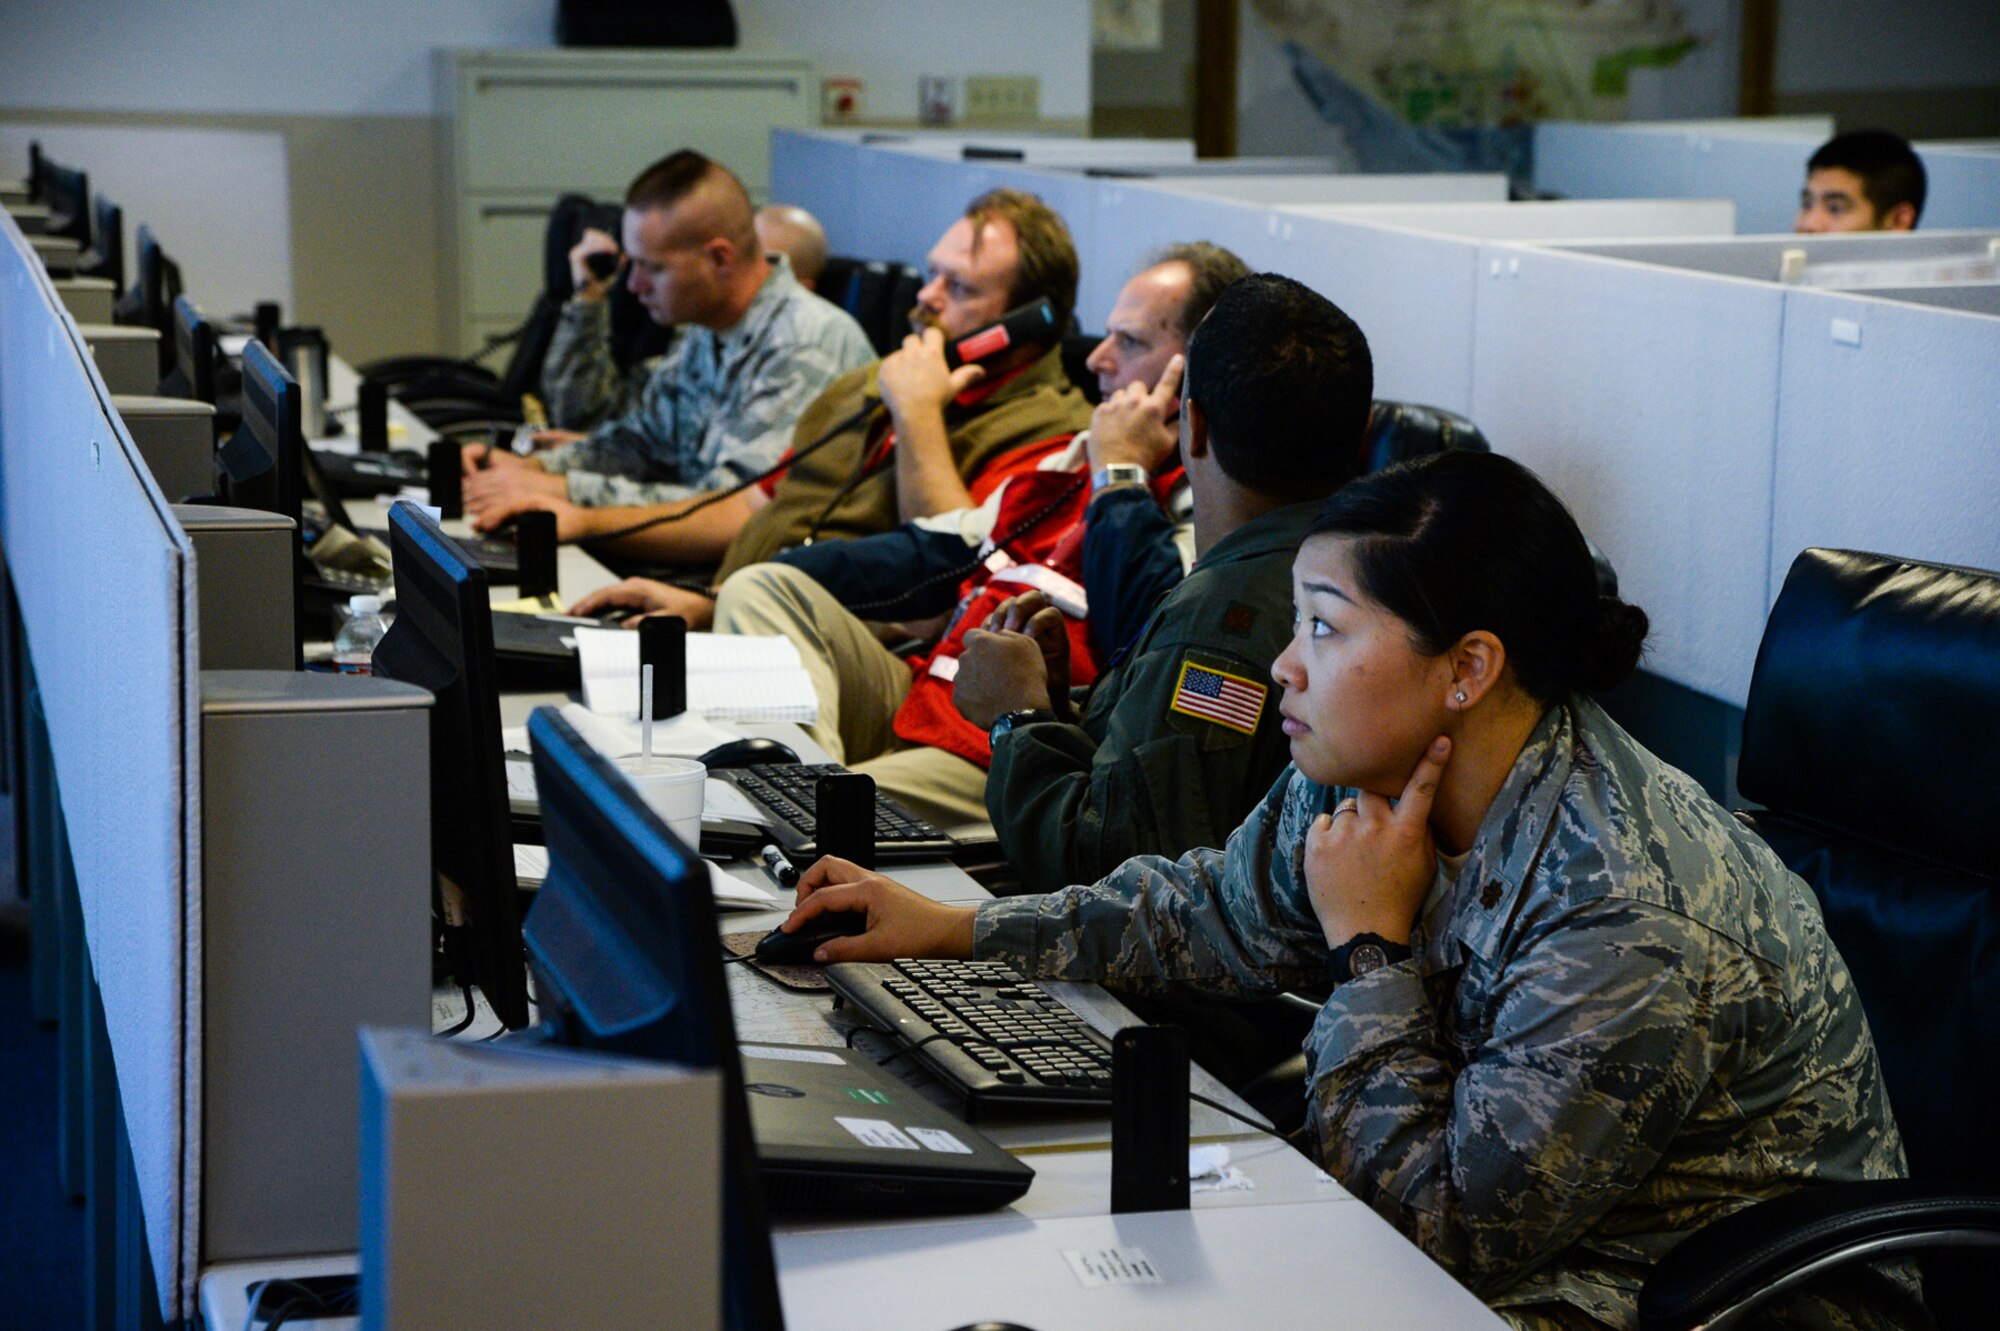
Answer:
[
  {"xmin": 512, "ymin": 845, "xmax": 779, "ymax": 911},
  {"xmin": 575, "ymin": 628, "xmax": 819, "ymax": 725}
]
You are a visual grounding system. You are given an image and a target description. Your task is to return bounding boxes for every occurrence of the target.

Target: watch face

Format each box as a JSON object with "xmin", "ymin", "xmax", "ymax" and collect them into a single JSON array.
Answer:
[{"xmin": 1349, "ymin": 942, "xmax": 1390, "ymax": 978}]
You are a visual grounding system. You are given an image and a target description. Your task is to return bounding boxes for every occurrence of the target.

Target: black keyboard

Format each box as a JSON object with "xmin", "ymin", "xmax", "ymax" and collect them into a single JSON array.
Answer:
[
  {"xmin": 826, "ymin": 959, "xmax": 1113, "ymax": 1116},
  {"xmin": 719, "ymin": 763, "xmax": 958, "ymax": 863}
]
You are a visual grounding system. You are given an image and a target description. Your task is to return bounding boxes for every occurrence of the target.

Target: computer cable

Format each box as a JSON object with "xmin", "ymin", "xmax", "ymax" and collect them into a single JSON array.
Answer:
[
  {"xmin": 436, "ymin": 982, "xmax": 478, "ymax": 1038},
  {"xmin": 829, "ymin": 471, "xmax": 1089, "ymax": 620},
  {"xmin": 553, "ymin": 396, "xmax": 881, "ymax": 548},
  {"xmin": 242, "ymin": 1275, "xmax": 359, "ymax": 1331}
]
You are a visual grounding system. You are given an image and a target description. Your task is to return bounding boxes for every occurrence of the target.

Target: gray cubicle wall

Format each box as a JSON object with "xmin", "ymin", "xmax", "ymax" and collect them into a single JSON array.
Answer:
[
  {"xmin": 0, "ymin": 214, "xmax": 199, "ymax": 1318},
  {"xmin": 1553, "ymin": 229, "xmax": 2000, "ymax": 284},
  {"xmin": 1282, "ymin": 198, "xmax": 1736, "ymax": 242},
  {"xmin": 1534, "ymin": 119, "xmax": 1828, "ymax": 233},
  {"xmin": 1767, "ymin": 287, "xmax": 2000, "ymax": 601},
  {"xmin": 1469, "ymin": 237, "xmax": 2000, "ymax": 711},
  {"xmin": 1088, "ymin": 181, "xmax": 1498, "ymax": 413},
  {"xmin": 771, "ymin": 129, "xmax": 1196, "ymax": 268},
  {"xmin": 1534, "ymin": 119, "xmax": 2000, "ymax": 235},
  {"xmin": 1469, "ymin": 243, "xmax": 1786, "ymax": 707},
  {"xmin": 1839, "ymin": 282, "xmax": 2000, "ymax": 315},
  {"xmin": 1141, "ymin": 172, "xmax": 1507, "ymax": 206}
]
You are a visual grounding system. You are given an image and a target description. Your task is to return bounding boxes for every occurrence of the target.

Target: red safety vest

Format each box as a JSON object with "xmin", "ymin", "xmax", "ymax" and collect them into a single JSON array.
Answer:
[{"xmin": 892, "ymin": 460, "xmax": 1185, "ymax": 768}]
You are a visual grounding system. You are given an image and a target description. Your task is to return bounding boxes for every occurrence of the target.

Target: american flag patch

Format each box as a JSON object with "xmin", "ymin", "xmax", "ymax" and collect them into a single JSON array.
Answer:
[{"xmin": 1168, "ymin": 659, "xmax": 1266, "ymax": 734}]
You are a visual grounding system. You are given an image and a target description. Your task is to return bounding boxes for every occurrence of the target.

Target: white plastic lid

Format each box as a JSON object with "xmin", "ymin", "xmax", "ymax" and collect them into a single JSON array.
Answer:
[{"xmin": 348, "ymin": 594, "xmax": 383, "ymax": 615}]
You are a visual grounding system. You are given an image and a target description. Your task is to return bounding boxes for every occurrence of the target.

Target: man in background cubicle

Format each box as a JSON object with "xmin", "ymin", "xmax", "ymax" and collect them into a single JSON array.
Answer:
[
  {"xmin": 1796, "ymin": 130, "xmax": 1926, "ymax": 233},
  {"xmin": 460, "ymin": 149, "xmax": 872, "ymax": 518},
  {"xmin": 487, "ymin": 188, "xmax": 1092, "ymax": 590},
  {"xmin": 540, "ymin": 202, "xmax": 838, "ymax": 429}
]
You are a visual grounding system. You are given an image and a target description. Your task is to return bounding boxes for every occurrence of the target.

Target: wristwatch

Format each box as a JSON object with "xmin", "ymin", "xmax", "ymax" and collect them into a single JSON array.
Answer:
[
  {"xmin": 1090, "ymin": 462, "xmax": 1147, "ymax": 494},
  {"xmin": 1327, "ymin": 932, "xmax": 1414, "ymax": 986},
  {"xmin": 989, "ymin": 708, "xmax": 1057, "ymax": 743}
]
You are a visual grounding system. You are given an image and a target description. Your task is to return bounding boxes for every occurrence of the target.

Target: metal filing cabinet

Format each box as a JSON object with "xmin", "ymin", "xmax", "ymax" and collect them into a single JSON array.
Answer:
[{"xmin": 436, "ymin": 47, "xmax": 814, "ymax": 355}]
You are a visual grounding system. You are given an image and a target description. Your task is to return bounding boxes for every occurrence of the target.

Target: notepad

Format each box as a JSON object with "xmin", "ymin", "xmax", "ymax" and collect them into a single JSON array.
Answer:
[
  {"xmin": 513, "ymin": 844, "xmax": 778, "ymax": 910},
  {"xmin": 575, "ymin": 628, "xmax": 820, "ymax": 724}
]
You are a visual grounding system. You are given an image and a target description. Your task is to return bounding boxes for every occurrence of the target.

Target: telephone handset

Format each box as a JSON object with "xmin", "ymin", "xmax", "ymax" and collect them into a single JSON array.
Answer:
[{"xmin": 944, "ymin": 299, "xmax": 1061, "ymax": 369}]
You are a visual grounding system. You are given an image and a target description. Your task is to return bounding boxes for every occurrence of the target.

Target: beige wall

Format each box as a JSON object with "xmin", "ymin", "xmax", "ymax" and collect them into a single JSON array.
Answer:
[{"xmin": 4, "ymin": 107, "xmax": 447, "ymax": 365}]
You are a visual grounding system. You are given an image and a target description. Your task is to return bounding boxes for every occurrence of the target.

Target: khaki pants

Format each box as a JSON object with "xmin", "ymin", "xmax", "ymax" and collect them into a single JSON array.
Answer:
[{"xmin": 712, "ymin": 562, "xmax": 992, "ymax": 835}]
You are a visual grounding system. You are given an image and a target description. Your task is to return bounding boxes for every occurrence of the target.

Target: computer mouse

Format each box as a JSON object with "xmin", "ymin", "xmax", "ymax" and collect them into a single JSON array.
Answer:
[
  {"xmin": 754, "ymin": 911, "xmax": 869, "ymax": 966},
  {"xmin": 946, "ymin": 1324, "xmax": 1040, "ymax": 1331},
  {"xmin": 699, "ymin": 736, "xmax": 801, "ymax": 769}
]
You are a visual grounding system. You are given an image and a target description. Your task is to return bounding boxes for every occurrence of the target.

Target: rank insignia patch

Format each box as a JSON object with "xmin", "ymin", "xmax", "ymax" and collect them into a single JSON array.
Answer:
[{"xmin": 1168, "ymin": 659, "xmax": 1267, "ymax": 734}]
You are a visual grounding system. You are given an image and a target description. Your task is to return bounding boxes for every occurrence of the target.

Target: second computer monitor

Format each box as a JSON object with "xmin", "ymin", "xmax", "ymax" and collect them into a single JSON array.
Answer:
[
  {"xmin": 374, "ymin": 500, "xmax": 530, "ymax": 1031},
  {"xmin": 168, "ymin": 294, "xmax": 217, "ymax": 408},
  {"xmin": 85, "ymin": 194, "xmax": 123, "ymax": 290}
]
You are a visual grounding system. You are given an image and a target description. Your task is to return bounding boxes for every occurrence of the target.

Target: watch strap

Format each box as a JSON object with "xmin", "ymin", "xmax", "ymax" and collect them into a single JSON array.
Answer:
[
  {"xmin": 990, "ymin": 707, "xmax": 1058, "ymax": 742},
  {"xmin": 1327, "ymin": 932, "xmax": 1414, "ymax": 986}
]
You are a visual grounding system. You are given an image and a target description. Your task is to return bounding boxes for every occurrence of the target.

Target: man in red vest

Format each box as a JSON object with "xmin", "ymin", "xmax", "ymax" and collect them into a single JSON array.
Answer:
[{"xmin": 661, "ymin": 245, "xmax": 1250, "ymax": 832}]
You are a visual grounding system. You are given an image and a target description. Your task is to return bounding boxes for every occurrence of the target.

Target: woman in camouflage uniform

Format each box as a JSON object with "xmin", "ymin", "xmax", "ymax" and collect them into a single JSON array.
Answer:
[{"xmin": 782, "ymin": 451, "xmax": 1919, "ymax": 1330}]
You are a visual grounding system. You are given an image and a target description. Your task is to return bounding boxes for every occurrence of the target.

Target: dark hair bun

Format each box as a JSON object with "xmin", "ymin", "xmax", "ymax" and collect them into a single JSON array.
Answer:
[{"xmin": 1579, "ymin": 596, "xmax": 1649, "ymax": 691}]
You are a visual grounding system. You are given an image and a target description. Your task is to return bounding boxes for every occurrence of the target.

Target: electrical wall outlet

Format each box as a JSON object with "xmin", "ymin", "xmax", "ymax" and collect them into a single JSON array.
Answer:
[{"xmin": 963, "ymin": 75, "xmax": 1041, "ymax": 127}]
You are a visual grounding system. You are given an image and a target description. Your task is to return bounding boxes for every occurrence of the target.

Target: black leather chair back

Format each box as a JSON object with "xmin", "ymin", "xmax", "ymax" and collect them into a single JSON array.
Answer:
[
  {"xmin": 882, "ymin": 264, "xmax": 923, "ymax": 349},
  {"xmin": 1739, "ymin": 548, "xmax": 2000, "ymax": 1192},
  {"xmin": 1359, "ymin": 399, "xmax": 1490, "ymax": 472},
  {"xmin": 816, "ymin": 256, "xmax": 861, "ymax": 312},
  {"xmin": 1061, "ymin": 331, "xmax": 1103, "ymax": 403}
]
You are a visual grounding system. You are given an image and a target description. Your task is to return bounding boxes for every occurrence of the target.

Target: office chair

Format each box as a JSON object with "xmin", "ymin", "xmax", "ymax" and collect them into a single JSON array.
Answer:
[
  {"xmin": 1635, "ymin": 548, "xmax": 2000, "ymax": 1331},
  {"xmin": 359, "ymin": 193, "xmax": 617, "ymax": 430},
  {"xmin": 816, "ymin": 255, "xmax": 861, "ymax": 311},
  {"xmin": 1060, "ymin": 331, "xmax": 1102, "ymax": 403}
]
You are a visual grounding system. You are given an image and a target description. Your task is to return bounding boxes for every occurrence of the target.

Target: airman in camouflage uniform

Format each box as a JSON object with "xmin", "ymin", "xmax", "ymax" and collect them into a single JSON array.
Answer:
[
  {"xmin": 975, "ymin": 695, "xmax": 1920, "ymax": 1330},
  {"xmin": 538, "ymin": 255, "xmax": 873, "ymax": 507}
]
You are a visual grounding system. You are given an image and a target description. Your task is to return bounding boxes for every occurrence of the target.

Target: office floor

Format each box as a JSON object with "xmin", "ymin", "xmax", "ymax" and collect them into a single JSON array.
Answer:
[{"xmin": 0, "ymin": 798, "xmax": 87, "ymax": 1331}]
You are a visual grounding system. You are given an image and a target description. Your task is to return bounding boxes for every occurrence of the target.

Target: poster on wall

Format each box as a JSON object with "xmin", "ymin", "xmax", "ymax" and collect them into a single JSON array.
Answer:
[{"xmin": 1253, "ymin": 0, "xmax": 1700, "ymax": 126}]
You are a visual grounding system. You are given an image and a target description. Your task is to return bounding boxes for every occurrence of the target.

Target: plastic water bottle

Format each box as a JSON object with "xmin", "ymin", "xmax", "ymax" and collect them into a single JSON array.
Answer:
[{"xmin": 332, "ymin": 595, "xmax": 387, "ymax": 675}]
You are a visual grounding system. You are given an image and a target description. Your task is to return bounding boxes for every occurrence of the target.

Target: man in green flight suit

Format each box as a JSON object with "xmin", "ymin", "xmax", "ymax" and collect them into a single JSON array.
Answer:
[{"xmin": 951, "ymin": 273, "xmax": 1374, "ymax": 896}]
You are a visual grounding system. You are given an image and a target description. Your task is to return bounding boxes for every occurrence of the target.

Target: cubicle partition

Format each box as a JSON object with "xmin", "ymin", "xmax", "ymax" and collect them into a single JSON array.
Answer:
[
  {"xmin": 1140, "ymin": 172, "xmax": 1508, "ymax": 206},
  {"xmin": 1470, "ymin": 236, "xmax": 2000, "ymax": 708},
  {"xmin": 1281, "ymin": 198, "xmax": 1736, "ymax": 241},
  {"xmin": 1533, "ymin": 118, "xmax": 2000, "ymax": 234},
  {"xmin": 0, "ymin": 212, "xmax": 199, "ymax": 1320},
  {"xmin": 771, "ymin": 128, "xmax": 1195, "ymax": 264},
  {"xmin": 1555, "ymin": 228, "xmax": 2000, "ymax": 285},
  {"xmin": 1533, "ymin": 118, "xmax": 1831, "ymax": 233},
  {"xmin": 1766, "ymin": 286, "xmax": 2000, "ymax": 600},
  {"xmin": 1467, "ymin": 244, "xmax": 1785, "ymax": 705}
]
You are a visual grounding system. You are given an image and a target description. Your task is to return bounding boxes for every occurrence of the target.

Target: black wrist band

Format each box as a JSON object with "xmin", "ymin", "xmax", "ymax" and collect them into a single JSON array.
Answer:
[{"xmin": 1327, "ymin": 932, "xmax": 1414, "ymax": 986}]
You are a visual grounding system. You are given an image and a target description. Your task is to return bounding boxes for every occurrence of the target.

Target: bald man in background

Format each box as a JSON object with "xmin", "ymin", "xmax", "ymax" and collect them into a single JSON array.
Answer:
[
  {"xmin": 471, "ymin": 150, "xmax": 870, "ymax": 515},
  {"xmin": 755, "ymin": 204, "xmax": 829, "ymax": 290}
]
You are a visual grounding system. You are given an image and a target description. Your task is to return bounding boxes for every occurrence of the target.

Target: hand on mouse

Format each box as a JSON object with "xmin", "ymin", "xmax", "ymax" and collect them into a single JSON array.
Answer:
[{"xmin": 787, "ymin": 857, "xmax": 977, "ymax": 964}]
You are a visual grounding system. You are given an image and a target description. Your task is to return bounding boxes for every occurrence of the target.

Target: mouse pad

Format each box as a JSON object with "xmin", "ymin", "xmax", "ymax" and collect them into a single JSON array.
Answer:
[{"xmin": 722, "ymin": 930, "xmax": 832, "ymax": 993}]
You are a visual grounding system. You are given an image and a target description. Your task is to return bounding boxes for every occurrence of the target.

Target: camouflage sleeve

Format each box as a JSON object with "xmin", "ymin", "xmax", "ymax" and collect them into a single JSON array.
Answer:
[
  {"xmin": 974, "ymin": 769, "xmax": 1326, "ymax": 997},
  {"xmin": 985, "ymin": 638, "xmax": 1292, "ymax": 895},
  {"xmin": 539, "ymin": 299, "xmax": 628, "ymax": 430},
  {"xmin": 542, "ymin": 314, "xmax": 874, "ymax": 509},
  {"xmin": 1307, "ymin": 896, "xmax": 1733, "ymax": 1297},
  {"xmin": 679, "ymin": 327, "xmax": 874, "ymax": 494}
]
